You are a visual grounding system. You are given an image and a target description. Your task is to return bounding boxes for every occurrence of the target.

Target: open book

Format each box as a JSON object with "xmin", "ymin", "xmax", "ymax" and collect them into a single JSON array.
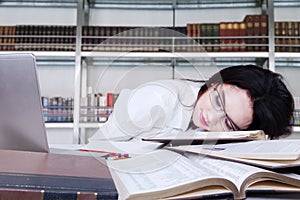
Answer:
[
  {"xmin": 107, "ymin": 149, "xmax": 300, "ymax": 200},
  {"xmin": 169, "ymin": 139, "xmax": 300, "ymax": 169},
  {"xmin": 142, "ymin": 130, "xmax": 266, "ymax": 145}
]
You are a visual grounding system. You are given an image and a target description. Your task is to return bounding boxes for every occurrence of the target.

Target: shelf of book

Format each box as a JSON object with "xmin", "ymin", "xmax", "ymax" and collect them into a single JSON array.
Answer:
[{"xmin": 1, "ymin": 0, "xmax": 300, "ymax": 143}]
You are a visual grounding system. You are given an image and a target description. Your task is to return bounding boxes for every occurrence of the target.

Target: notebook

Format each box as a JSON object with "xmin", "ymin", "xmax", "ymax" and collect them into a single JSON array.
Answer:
[{"xmin": 0, "ymin": 53, "xmax": 49, "ymax": 152}]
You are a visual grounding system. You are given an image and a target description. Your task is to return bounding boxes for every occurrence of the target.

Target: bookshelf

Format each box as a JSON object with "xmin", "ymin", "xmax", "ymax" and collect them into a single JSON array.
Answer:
[{"xmin": 0, "ymin": 0, "xmax": 300, "ymax": 143}]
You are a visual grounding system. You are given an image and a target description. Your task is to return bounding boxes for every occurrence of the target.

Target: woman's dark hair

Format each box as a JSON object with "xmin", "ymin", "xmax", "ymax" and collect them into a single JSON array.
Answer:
[{"xmin": 198, "ymin": 64, "xmax": 294, "ymax": 139}]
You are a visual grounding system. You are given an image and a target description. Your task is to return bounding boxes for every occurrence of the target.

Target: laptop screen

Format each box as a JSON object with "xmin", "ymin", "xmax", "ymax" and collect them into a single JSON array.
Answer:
[{"xmin": 0, "ymin": 53, "xmax": 49, "ymax": 152}]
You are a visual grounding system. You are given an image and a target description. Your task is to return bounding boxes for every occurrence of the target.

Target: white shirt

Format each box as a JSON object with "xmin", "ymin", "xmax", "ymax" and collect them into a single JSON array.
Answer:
[{"xmin": 88, "ymin": 79, "xmax": 202, "ymax": 142}]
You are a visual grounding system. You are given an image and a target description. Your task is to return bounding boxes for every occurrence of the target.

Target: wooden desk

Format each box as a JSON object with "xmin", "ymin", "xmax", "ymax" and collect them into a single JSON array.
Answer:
[{"xmin": 0, "ymin": 149, "xmax": 117, "ymax": 200}]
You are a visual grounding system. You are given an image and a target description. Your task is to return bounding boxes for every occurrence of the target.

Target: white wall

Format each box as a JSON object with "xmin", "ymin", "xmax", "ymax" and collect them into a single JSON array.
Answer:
[{"xmin": 0, "ymin": 7, "xmax": 76, "ymax": 25}]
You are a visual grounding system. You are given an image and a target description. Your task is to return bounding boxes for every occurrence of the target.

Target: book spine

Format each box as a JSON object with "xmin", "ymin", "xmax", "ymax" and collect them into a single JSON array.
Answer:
[
  {"xmin": 0, "ymin": 26, "xmax": 3, "ymax": 51},
  {"xmin": 287, "ymin": 21, "xmax": 294, "ymax": 52},
  {"xmin": 239, "ymin": 22, "xmax": 247, "ymax": 52},
  {"xmin": 253, "ymin": 15, "xmax": 261, "ymax": 51},
  {"xmin": 7, "ymin": 26, "xmax": 15, "ymax": 51},
  {"xmin": 99, "ymin": 94, "xmax": 107, "ymax": 122},
  {"xmin": 212, "ymin": 23, "xmax": 220, "ymax": 52},
  {"xmin": 295, "ymin": 22, "xmax": 300, "ymax": 52},
  {"xmin": 219, "ymin": 22, "xmax": 227, "ymax": 52},
  {"xmin": 41, "ymin": 97, "xmax": 49, "ymax": 122},
  {"xmin": 82, "ymin": 26, "xmax": 88, "ymax": 51},
  {"xmin": 232, "ymin": 22, "xmax": 240, "ymax": 52},
  {"xmin": 275, "ymin": 21, "xmax": 280, "ymax": 52},
  {"xmin": 80, "ymin": 97, "xmax": 87, "ymax": 122},
  {"xmin": 260, "ymin": 15, "xmax": 268, "ymax": 52},
  {"xmin": 244, "ymin": 15, "xmax": 254, "ymax": 52},
  {"xmin": 201, "ymin": 24, "xmax": 211, "ymax": 52},
  {"xmin": 226, "ymin": 22, "xmax": 233, "ymax": 52},
  {"xmin": 2, "ymin": 26, "xmax": 9, "ymax": 51},
  {"xmin": 281, "ymin": 21, "xmax": 287, "ymax": 52}
]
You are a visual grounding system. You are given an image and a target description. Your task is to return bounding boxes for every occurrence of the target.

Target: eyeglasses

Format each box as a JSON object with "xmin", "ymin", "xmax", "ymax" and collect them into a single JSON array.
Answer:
[{"xmin": 209, "ymin": 84, "xmax": 240, "ymax": 131}]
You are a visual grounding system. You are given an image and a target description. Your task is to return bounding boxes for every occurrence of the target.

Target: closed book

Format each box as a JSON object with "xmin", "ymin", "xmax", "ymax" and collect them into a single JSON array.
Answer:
[
  {"xmin": 212, "ymin": 23, "xmax": 220, "ymax": 52},
  {"xmin": 295, "ymin": 22, "xmax": 300, "ymax": 52},
  {"xmin": 0, "ymin": 149, "xmax": 117, "ymax": 199},
  {"xmin": 219, "ymin": 22, "xmax": 228, "ymax": 52},
  {"xmin": 287, "ymin": 22, "xmax": 293, "ymax": 52},
  {"xmin": 186, "ymin": 23, "xmax": 201, "ymax": 52},
  {"xmin": 260, "ymin": 15, "xmax": 268, "ymax": 52},
  {"xmin": 201, "ymin": 23, "xmax": 219, "ymax": 52},
  {"xmin": 280, "ymin": 21, "xmax": 288, "ymax": 52},
  {"xmin": 243, "ymin": 14, "xmax": 268, "ymax": 52},
  {"xmin": 7, "ymin": 26, "xmax": 16, "ymax": 51},
  {"xmin": 0, "ymin": 26, "xmax": 3, "ymax": 51},
  {"xmin": 239, "ymin": 22, "xmax": 247, "ymax": 51},
  {"xmin": 253, "ymin": 15, "xmax": 261, "ymax": 51},
  {"xmin": 81, "ymin": 26, "xmax": 89, "ymax": 51},
  {"xmin": 275, "ymin": 21, "xmax": 281, "ymax": 52},
  {"xmin": 232, "ymin": 22, "xmax": 240, "ymax": 52},
  {"xmin": 243, "ymin": 14, "xmax": 255, "ymax": 51}
]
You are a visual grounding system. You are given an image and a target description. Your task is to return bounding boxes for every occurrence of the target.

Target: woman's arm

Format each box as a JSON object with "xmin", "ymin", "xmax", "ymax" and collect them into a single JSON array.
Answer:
[{"xmin": 88, "ymin": 82, "xmax": 178, "ymax": 142}]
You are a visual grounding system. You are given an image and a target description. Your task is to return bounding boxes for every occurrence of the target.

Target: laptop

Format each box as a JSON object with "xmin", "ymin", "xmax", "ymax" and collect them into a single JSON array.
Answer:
[{"xmin": 0, "ymin": 53, "xmax": 49, "ymax": 152}]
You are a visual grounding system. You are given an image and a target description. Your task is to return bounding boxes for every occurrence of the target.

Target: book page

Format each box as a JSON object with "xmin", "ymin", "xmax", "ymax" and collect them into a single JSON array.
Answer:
[
  {"xmin": 176, "ymin": 139, "xmax": 300, "ymax": 160},
  {"xmin": 172, "ymin": 145, "xmax": 300, "ymax": 169},
  {"xmin": 108, "ymin": 150, "xmax": 236, "ymax": 199},
  {"xmin": 145, "ymin": 129, "xmax": 265, "ymax": 140},
  {"xmin": 185, "ymin": 153, "xmax": 268, "ymax": 191}
]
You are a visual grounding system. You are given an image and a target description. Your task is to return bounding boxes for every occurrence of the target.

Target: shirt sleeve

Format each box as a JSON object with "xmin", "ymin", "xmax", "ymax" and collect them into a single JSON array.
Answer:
[{"xmin": 89, "ymin": 82, "xmax": 178, "ymax": 141}]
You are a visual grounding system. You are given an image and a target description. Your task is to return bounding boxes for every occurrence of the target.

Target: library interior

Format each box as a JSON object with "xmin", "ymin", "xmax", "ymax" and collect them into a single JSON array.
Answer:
[{"xmin": 0, "ymin": 0, "xmax": 300, "ymax": 199}]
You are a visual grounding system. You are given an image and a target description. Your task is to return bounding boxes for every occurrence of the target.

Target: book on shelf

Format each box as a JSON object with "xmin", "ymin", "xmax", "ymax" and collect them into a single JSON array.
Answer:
[
  {"xmin": 219, "ymin": 22, "xmax": 228, "ymax": 52},
  {"xmin": 0, "ymin": 26, "xmax": 16, "ymax": 51},
  {"xmin": 169, "ymin": 139, "xmax": 300, "ymax": 169},
  {"xmin": 14, "ymin": 25, "xmax": 76, "ymax": 51},
  {"xmin": 4, "ymin": 22, "xmax": 300, "ymax": 53},
  {"xmin": 220, "ymin": 21, "xmax": 246, "ymax": 52},
  {"xmin": 275, "ymin": 21, "xmax": 300, "ymax": 52},
  {"xmin": 42, "ymin": 96, "xmax": 73, "ymax": 123},
  {"xmin": 243, "ymin": 14, "xmax": 268, "ymax": 52},
  {"xmin": 294, "ymin": 22, "xmax": 300, "ymax": 52},
  {"xmin": 108, "ymin": 149, "xmax": 300, "ymax": 200},
  {"xmin": 259, "ymin": 14, "xmax": 268, "ymax": 52},
  {"xmin": 200, "ymin": 23, "xmax": 219, "ymax": 52},
  {"xmin": 239, "ymin": 22, "xmax": 247, "ymax": 52},
  {"xmin": 186, "ymin": 23, "xmax": 202, "ymax": 52},
  {"xmin": 142, "ymin": 129, "xmax": 266, "ymax": 146}
]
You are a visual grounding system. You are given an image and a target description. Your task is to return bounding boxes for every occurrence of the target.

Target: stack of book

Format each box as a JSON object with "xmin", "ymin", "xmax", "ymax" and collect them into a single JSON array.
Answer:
[
  {"xmin": 104, "ymin": 134, "xmax": 300, "ymax": 200},
  {"xmin": 41, "ymin": 96, "xmax": 74, "ymax": 123},
  {"xmin": 80, "ymin": 90, "xmax": 119, "ymax": 123},
  {"xmin": 83, "ymin": 129, "xmax": 300, "ymax": 199},
  {"xmin": 275, "ymin": 21, "xmax": 300, "ymax": 52}
]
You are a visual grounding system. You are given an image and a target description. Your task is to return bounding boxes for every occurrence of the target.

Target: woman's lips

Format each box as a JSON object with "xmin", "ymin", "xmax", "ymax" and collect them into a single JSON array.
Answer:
[{"xmin": 199, "ymin": 111, "xmax": 209, "ymax": 127}]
